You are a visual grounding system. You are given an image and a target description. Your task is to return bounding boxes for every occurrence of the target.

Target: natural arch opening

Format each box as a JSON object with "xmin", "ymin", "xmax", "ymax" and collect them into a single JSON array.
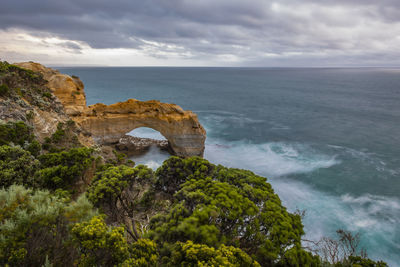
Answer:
[
  {"xmin": 114, "ymin": 127, "xmax": 171, "ymax": 157},
  {"xmin": 128, "ymin": 127, "xmax": 167, "ymax": 141},
  {"xmin": 75, "ymin": 99, "xmax": 206, "ymax": 157}
]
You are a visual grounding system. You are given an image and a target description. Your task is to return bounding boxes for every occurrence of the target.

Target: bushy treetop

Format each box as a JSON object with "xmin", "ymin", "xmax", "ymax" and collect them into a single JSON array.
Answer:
[{"xmin": 150, "ymin": 156, "xmax": 319, "ymax": 266}]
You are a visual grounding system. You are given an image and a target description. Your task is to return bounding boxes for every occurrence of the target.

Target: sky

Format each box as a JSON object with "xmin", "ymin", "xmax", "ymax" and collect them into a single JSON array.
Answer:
[{"xmin": 1, "ymin": 0, "xmax": 400, "ymax": 67}]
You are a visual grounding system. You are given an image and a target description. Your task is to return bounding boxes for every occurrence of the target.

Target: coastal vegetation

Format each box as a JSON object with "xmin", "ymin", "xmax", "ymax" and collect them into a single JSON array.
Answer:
[{"xmin": 0, "ymin": 62, "xmax": 388, "ymax": 266}]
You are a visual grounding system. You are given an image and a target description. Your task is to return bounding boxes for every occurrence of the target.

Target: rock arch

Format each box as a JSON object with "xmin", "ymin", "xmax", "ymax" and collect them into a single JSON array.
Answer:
[
  {"xmin": 75, "ymin": 99, "xmax": 206, "ymax": 157},
  {"xmin": 14, "ymin": 62, "xmax": 206, "ymax": 157}
]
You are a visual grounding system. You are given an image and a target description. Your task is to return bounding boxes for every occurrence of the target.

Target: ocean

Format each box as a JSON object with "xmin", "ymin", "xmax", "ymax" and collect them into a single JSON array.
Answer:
[{"xmin": 59, "ymin": 67, "xmax": 400, "ymax": 265}]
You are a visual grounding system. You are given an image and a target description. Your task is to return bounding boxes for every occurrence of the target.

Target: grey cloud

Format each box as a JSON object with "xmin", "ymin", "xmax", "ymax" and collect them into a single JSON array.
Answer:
[{"xmin": 1, "ymin": 0, "xmax": 400, "ymax": 65}]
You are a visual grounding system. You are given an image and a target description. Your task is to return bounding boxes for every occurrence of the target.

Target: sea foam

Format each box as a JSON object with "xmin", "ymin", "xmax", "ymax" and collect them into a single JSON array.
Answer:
[{"xmin": 204, "ymin": 140, "xmax": 339, "ymax": 178}]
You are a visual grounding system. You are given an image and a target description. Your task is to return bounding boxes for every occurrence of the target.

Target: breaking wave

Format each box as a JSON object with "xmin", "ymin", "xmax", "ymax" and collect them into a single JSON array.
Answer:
[{"xmin": 204, "ymin": 140, "xmax": 339, "ymax": 178}]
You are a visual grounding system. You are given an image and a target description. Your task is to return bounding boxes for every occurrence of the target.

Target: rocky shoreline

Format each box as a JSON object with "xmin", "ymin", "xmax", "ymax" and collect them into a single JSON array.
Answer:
[{"xmin": 114, "ymin": 135, "xmax": 170, "ymax": 156}]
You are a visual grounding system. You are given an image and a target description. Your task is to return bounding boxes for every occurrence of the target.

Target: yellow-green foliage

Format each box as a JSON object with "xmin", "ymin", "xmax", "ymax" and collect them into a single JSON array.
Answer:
[
  {"xmin": 87, "ymin": 164, "xmax": 155, "ymax": 240},
  {"xmin": 150, "ymin": 157, "xmax": 318, "ymax": 266},
  {"xmin": 122, "ymin": 239, "xmax": 158, "ymax": 267},
  {"xmin": 0, "ymin": 185, "xmax": 97, "ymax": 266},
  {"xmin": 71, "ymin": 215, "xmax": 129, "ymax": 266},
  {"xmin": 87, "ymin": 165, "xmax": 135, "ymax": 205},
  {"xmin": 167, "ymin": 240, "xmax": 260, "ymax": 267},
  {"xmin": 87, "ymin": 164, "xmax": 154, "ymax": 211}
]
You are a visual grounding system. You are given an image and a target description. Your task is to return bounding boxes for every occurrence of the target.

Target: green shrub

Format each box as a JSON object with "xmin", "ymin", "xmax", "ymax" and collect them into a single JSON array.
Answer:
[
  {"xmin": 0, "ymin": 145, "xmax": 40, "ymax": 188},
  {"xmin": 166, "ymin": 240, "xmax": 260, "ymax": 267},
  {"xmin": 0, "ymin": 84, "xmax": 9, "ymax": 96},
  {"xmin": 0, "ymin": 121, "xmax": 41, "ymax": 156},
  {"xmin": 66, "ymin": 119, "xmax": 75, "ymax": 126},
  {"xmin": 26, "ymin": 110, "xmax": 34, "ymax": 121},
  {"xmin": 150, "ymin": 157, "xmax": 318, "ymax": 266},
  {"xmin": 87, "ymin": 164, "xmax": 154, "ymax": 240},
  {"xmin": 0, "ymin": 120, "xmax": 34, "ymax": 146},
  {"xmin": 113, "ymin": 149, "xmax": 128, "ymax": 164},
  {"xmin": 155, "ymin": 156, "xmax": 214, "ymax": 194},
  {"xmin": 0, "ymin": 84, "xmax": 10, "ymax": 96},
  {"xmin": 71, "ymin": 215, "xmax": 129, "ymax": 266},
  {"xmin": 51, "ymin": 122, "xmax": 66, "ymax": 143},
  {"xmin": 0, "ymin": 185, "xmax": 97, "ymax": 266},
  {"xmin": 26, "ymin": 139, "xmax": 41, "ymax": 157},
  {"xmin": 38, "ymin": 147, "xmax": 94, "ymax": 190},
  {"xmin": 42, "ymin": 92, "xmax": 52, "ymax": 98},
  {"xmin": 122, "ymin": 239, "xmax": 158, "ymax": 266},
  {"xmin": 0, "ymin": 61, "xmax": 10, "ymax": 72}
]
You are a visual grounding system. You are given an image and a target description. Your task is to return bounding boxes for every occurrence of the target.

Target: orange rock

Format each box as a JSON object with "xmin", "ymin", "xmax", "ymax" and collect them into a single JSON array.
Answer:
[
  {"xmin": 15, "ymin": 62, "xmax": 206, "ymax": 157},
  {"xmin": 15, "ymin": 62, "xmax": 86, "ymax": 116}
]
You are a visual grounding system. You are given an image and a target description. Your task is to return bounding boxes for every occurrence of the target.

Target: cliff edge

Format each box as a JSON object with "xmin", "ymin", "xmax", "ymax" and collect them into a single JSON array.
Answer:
[{"xmin": 14, "ymin": 62, "xmax": 206, "ymax": 157}]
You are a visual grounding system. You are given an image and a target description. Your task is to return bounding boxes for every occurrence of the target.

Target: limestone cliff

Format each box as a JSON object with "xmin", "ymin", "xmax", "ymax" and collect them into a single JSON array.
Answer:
[
  {"xmin": 77, "ymin": 99, "xmax": 206, "ymax": 157},
  {"xmin": 14, "ymin": 62, "xmax": 206, "ymax": 157},
  {"xmin": 14, "ymin": 62, "xmax": 87, "ymax": 116},
  {"xmin": 0, "ymin": 62, "xmax": 93, "ymax": 147}
]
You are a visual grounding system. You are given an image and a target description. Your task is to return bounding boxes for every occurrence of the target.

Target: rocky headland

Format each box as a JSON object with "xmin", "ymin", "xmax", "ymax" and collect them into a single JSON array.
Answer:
[{"xmin": 11, "ymin": 62, "xmax": 206, "ymax": 157}]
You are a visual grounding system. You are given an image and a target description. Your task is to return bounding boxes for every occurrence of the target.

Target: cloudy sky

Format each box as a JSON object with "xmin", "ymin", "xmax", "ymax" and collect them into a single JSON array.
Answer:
[{"xmin": 1, "ymin": 0, "xmax": 400, "ymax": 66}]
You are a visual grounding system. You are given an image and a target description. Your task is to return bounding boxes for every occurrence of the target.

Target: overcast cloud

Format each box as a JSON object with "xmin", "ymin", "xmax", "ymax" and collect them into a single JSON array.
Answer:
[{"xmin": 1, "ymin": 0, "xmax": 400, "ymax": 66}]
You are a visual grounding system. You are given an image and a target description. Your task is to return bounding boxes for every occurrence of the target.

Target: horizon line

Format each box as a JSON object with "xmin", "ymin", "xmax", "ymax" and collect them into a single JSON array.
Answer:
[{"xmin": 51, "ymin": 65, "xmax": 400, "ymax": 69}]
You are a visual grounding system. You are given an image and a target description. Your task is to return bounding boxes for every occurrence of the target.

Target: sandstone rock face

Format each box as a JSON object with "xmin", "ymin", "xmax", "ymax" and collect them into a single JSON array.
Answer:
[
  {"xmin": 75, "ymin": 99, "xmax": 206, "ymax": 157},
  {"xmin": 14, "ymin": 62, "xmax": 87, "ymax": 116},
  {"xmin": 0, "ymin": 63, "xmax": 94, "ymax": 147},
  {"xmin": 15, "ymin": 62, "xmax": 206, "ymax": 157}
]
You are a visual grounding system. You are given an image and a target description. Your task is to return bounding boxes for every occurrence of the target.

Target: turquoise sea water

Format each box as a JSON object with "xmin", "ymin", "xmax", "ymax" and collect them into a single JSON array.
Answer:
[{"xmin": 59, "ymin": 67, "xmax": 400, "ymax": 265}]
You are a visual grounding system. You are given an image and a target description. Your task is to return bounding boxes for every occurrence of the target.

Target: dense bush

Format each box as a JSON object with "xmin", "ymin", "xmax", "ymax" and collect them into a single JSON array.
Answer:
[
  {"xmin": 0, "ymin": 83, "xmax": 9, "ymax": 96},
  {"xmin": 0, "ymin": 185, "xmax": 97, "ymax": 266},
  {"xmin": 0, "ymin": 120, "xmax": 34, "ymax": 146},
  {"xmin": 150, "ymin": 157, "xmax": 319, "ymax": 266},
  {"xmin": 0, "ymin": 121, "xmax": 41, "ymax": 156},
  {"xmin": 87, "ymin": 164, "xmax": 154, "ymax": 240},
  {"xmin": 71, "ymin": 215, "xmax": 129, "ymax": 266},
  {"xmin": 122, "ymin": 238, "xmax": 158, "ymax": 266},
  {"xmin": 37, "ymin": 147, "xmax": 94, "ymax": 190},
  {"xmin": 166, "ymin": 240, "xmax": 260, "ymax": 267},
  {"xmin": 0, "ymin": 145, "xmax": 40, "ymax": 188},
  {"xmin": 155, "ymin": 156, "xmax": 214, "ymax": 194}
]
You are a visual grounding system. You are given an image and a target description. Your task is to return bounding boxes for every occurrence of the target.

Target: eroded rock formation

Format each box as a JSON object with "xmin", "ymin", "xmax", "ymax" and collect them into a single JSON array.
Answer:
[
  {"xmin": 15, "ymin": 62, "xmax": 87, "ymax": 116},
  {"xmin": 15, "ymin": 62, "xmax": 206, "ymax": 157},
  {"xmin": 76, "ymin": 99, "xmax": 205, "ymax": 157}
]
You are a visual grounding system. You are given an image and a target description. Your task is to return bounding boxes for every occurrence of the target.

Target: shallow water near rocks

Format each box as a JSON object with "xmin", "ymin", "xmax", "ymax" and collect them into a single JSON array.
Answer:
[{"xmin": 59, "ymin": 67, "xmax": 400, "ymax": 266}]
